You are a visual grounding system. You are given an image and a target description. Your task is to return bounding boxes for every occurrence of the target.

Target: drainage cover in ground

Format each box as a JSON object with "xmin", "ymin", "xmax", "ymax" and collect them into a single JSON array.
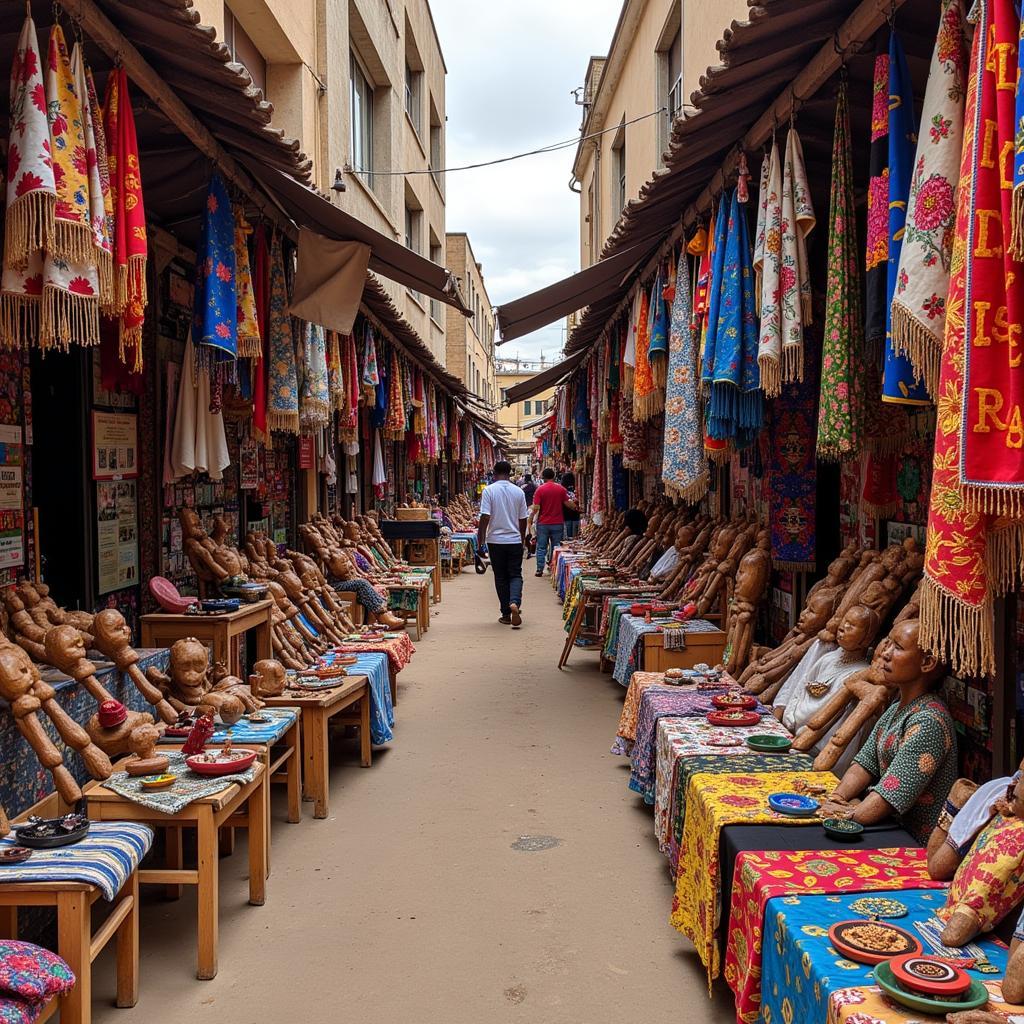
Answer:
[{"xmin": 511, "ymin": 835, "xmax": 560, "ymax": 851}]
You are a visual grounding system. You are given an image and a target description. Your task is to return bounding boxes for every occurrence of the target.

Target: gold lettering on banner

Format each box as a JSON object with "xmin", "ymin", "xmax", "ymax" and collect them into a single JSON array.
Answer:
[
  {"xmin": 987, "ymin": 24, "xmax": 1016, "ymax": 91},
  {"xmin": 972, "ymin": 300, "xmax": 1021, "ymax": 366},
  {"xmin": 975, "ymin": 209, "xmax": 1004, "ymax": 258},
  {"xmin": 974, "ymin": 388, "xmax": 1024, "ymax": 448}
]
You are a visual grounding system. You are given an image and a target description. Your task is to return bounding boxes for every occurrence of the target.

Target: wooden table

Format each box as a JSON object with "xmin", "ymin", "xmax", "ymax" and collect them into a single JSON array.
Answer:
[
  {"xmin": 0, "ymin": 872, "xmax": 139, "ymax": 1024},
  {"xmin": 85, "ymin": 761, "xmax": 267, "ymax": 981},
  {"xmin": 140, "ymin": 599, "xmax": 273, "ymax": 678},
  {"xmin": 263, "ymin": 675, "xmax": 370, "ymax": 819},
  {"xmin": 642, "ymin": 626, "xmax": 726, "ymax": 672}
]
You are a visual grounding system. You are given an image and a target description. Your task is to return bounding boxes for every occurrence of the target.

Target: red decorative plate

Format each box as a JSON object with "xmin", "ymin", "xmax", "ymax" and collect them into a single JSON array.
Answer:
[
  {"xmin": 712, "ymin": 693, "xmax": 758, "ymax": 711},
  {"xmin": 706, "ymin": 710, "xmax": 761, "ymax": 727},
  {"xmin": 186, "ymin": 749, "xmax": 258, "ymax": 775},
  {"xmin": 888, "ymin": 954, "xmax": 972, "ymax": 997},
  {"xmin": 828, "ymin": 920, "xmax": 922, "ymax": 966}
]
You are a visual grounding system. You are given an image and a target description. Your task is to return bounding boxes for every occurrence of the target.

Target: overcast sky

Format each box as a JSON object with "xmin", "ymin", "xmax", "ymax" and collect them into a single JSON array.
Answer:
[{"xmin": 430, "ymin": 0, "xmax": 624, "ymax": 366}]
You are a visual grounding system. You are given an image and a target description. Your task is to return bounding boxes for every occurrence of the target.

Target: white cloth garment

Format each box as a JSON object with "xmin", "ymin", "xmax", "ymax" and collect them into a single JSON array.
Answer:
[
  {"xmin": 479, "ymin": 480, "xmax": 529, "ymax": 545},
  {"xmin": 650, "ymin": 546, "xmax": 679, "ymax": 580},
  {"xmin": 947, "ymin": 776, "xmax": 1015, "ymax": 854},
  {"xmin": 170, "ymin": 335, "xmax": 230, "ymax": 481}
]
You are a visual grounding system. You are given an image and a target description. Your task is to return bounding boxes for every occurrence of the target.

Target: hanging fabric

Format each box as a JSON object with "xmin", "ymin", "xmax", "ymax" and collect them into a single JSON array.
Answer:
[
  {"xmin": 233, "ymin": 206, "xmax": 261, "ymax": 358},
  {"xmin": 817, "ymin": 80, "xmax": 866, "ymax": 461},
  {"xmin": 620, "ymin": 389, "xmax": 647, "ymax": 470},
  {"xmin": 340, "ymin": 330, "xmax": 359, "ymax": 442},
  {"xmin": 882, "ymin": 31, "xmax": 930, "ymax": 405},
  {"xmin": 327, "ymin": 330, "xmax": 344, "ymax": 412},
  {"xmin": 756, "ymin": 128, "xmax": 815, "ymax": 397},
  {"xmin": 661, "ymin": 248, "xmax": 707, "ymax": 502},
  {"xmin": 384, "ymin": 347, "xmax": 406, "ymax": 440},
  {"xmin": 647, "ymin": 261, "xmax": 671, "ymax": 395},
  {"xmin": 922, "ymin": 0, "xmax": 1021, "ymax": 678},
  {"xmin": 170, "ymin": 334, "xmax": 230, "ymax": 481},
  {"xmin": 590, "ymin": 441, "xmax": 608, "ymax": 514},
  {"xmin": 192, "ymin": 173, "xmax": 237, "ymax": 361},
  {"xmin": 865, "ymin": 45, "xmax": 890, "ymax": 351},
  {"xmin": 251, "ymin": 224, "xmax": 270, "ymax": 443},
  {"xmin": 372, "ymin": 430, "xmax": 387, "ymax": 498},
  {"xmin": 361, "ymin": 322, "xmax": 380, "ymax": 397},
  {"xmin": 300, "ymin": 322, "xmax": 330, "ymax": 431},
  {"xmin": 623, "ymin": 290, "xmax": 639, "ymax": 397},
  {"xmin": 266, "ymin": 234, "xmax": 299, "ymax": 433},
  {"xmin": 632, "ymin": 286, "xmax": 655, "ymax": 419}
]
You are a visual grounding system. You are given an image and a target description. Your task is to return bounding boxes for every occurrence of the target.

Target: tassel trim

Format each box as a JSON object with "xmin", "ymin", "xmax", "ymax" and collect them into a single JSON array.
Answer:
[
  {"xmin": 890, "ymin": 302, "xmax": 940, "ymax": 397},
  {"xmin": 119, "ymin": 322, "xmax": 143, "ymax": 372},
  {"xmin": 782, "ymin": 343, "xmax": 804, "ymax": 387},
  {"xmin": 962, "ymin": 483, "xmax": 1024, "ymax": 517},
  {"xmin": 705, "ymin": 444, "xmax": 732, "ymax": 465},
  {"xmin": 863, "ymin": 430, "xmax": 908, "ymax": 457},
  {"xmin": 3, "ymin": 191, "xmax": 55, "ymax": 271},
  {"xmin": 633, "ymin": 388, "xmax": 664, "ymax": 422},
  {"xmin": 650, "ymin": 353, "xmax": 667, "ymax": 390},
  {"xmin": 267, "ymin": 410, "xmax": 300, "ymax": 434},
  {"xmin": 919, "ymin": 576, "xmax": 995, "ymax": 680},
  {"xmin": 758, "ymin": 354, "xmax": 781, "ymax": 399},
  {"xmin": 664, "ymin": 469, "xmax": 709, "ymax": 505},
  {"xmin": 51, "ymin": 218, "xmax": 97, "ymax": 269},
  {"xmin": 0, "ymin": 293, "xmax": 40, "ymax": 348},
  {"xmin": 112, "ymin": 256, "xmax": 147, "ymax": 316},
  {"xmin": 41, "ymin": 286, "xmax": 100, "ymax": 351},
  {"xmin": 237, "ymin": 333, "xmax": 262, "ymax": 359},
  {"xmin": 96, "ymin": 249, "xmax": 114, "ymax": 313},
  {"xmin": 860, "ymin": 497, "xmax": 899, "ymax": 519},
  {"xmin": 817, "ymin": 437, "xmax": 861, "ymax": 463}
]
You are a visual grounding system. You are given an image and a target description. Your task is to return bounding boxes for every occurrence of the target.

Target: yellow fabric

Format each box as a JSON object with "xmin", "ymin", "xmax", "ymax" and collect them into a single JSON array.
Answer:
[
  {"xmin": 615, "ymin": 671, "xmax": 670, "ymax": 744},
  {"xmin": 670, "ymin": 769, "xmax": 838, "ymax": 983}
]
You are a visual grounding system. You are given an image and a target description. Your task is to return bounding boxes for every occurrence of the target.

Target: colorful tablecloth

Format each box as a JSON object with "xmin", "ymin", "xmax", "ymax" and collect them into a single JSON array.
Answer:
[
  {"xmin": 759, "ymin": 889, "xmax": 1008, "ymax": 1024},
  {"xmin": 451, "ymin": 532, "xmax": 477, "ymax": 556},
  {"xmin": 0, "ymin": 822, "xmax": 153, "ymax": 900},
  {"xmin": 629, "ymin": 694, "xmax": 771, "ymax": 803},
  {"xmin": 329, "ymin": 633, "xmax": 415, "ymax": 675},
  {"xmin": 160, "ymin": 708, "xmax": 298, "ymax": 746},
  {"xmin": 333, "ymin": 651, "xmax": 394, "ymax": 744},
  {"xmin": 662, "ymin": 751, "xmax": 814, "ymax": 863},
  {"xmin": 102, "ymin": 751, "xmax": 259, "ymax": 815},
  {"xmin": 724, "ymin": 848, "xmax": 947, "ymax": 1023},
  {"xmin": 612, "ymin": 614, "xmax": 662, "ymax": 685},
  {"xmin": 612, "ymin": 671, "xmax": 671, "ymax": 755},
  {"xmin": 670, "ymin": 769, "xmax": 839, "ymax": 981},
  {"xmin": 827, "ymin": 980, "xmax": 1020, "ymax": 1023}
]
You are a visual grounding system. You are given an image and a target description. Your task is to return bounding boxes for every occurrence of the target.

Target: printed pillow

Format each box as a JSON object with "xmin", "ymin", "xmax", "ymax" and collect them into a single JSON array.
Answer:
[
  {"xmin": 937, "ymin": 814, "xmax": 1024, "ymax": 932},
  {"xmin": 0, "ymin": 994, "xmax": 45, "ymax": 1024},
  {"xmin": 0, "ymin": 941, "xmax": 75, "ymax": 1004}
]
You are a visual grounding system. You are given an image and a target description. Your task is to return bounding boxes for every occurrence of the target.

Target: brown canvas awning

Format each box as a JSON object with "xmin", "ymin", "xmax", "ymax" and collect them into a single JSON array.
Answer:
[
  {"xmin": 502, "ymin": 351, "xmax": 586, "ymax": 405},
  {"xmin": 242, "ymin": 159, "xmax": 472, "ymax": 316},
  {"xmin": 495, "ymin": 242, "xmax": 653, "ymax": 344}
]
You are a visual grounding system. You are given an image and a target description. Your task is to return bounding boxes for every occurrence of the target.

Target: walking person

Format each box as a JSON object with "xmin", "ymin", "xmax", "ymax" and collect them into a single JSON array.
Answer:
[
  {"xmin": 561, "ymin": 471, "xmax": 581, "ymax": 540},
  {"xmin": 529, "ymin": 467, "xmax": 576, "ymax": 577},
  {"xmin": 477, "ymin": 460, "xmax": 528, "ymax": 628}
]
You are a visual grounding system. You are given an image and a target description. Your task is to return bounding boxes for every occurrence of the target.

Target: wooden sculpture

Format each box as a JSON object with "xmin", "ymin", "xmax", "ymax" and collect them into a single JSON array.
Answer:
[
  {"xmin": 0, "ymin": 640, "xmax": 113, "ymax": 802},
  {"xmin": 696, "ymin": 521, "xmax": 757, "ymax": 618},
  {"xmin": 123, "ymin": 723, "xmax": 170, "ymax": 776},
  {"xmin": 722, "ymin": 530, "xmax": 772, "ymax": 675},
  {"xmin": 250, "ymin": 658, "xmax": 286, "ymax": 697},
  {"xmin": 180, "ymin": 508, "xmax": 249, "ymax": 592}
]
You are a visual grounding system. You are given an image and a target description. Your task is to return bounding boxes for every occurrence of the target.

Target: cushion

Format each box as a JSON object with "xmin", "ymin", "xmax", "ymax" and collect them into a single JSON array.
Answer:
[
  {"xmin": 0, "ymin": 995, "xmax": 43, "ymax": 1024},
  {"xmin": 0, "ymin": 941, "xmax": 75, "ymax": 1004},
  {"xmin": 937, "ymin": 814, "xmax": 1024, "ymax": 932}
]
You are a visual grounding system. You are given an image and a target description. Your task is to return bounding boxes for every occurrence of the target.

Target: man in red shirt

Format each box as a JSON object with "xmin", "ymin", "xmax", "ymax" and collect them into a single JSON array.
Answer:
[{"xmin": 530, "ymin": 467, "xmax": 576, "ymax": 576}]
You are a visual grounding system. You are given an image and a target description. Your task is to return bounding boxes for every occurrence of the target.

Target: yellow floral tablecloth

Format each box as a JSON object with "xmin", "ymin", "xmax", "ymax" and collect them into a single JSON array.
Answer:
[
  {"xmin": 828, "ymin": 981, "xmax": 1022, "ymax": 1023},
  {"xmin": 669, "ymin": 769, "xmax": 838, "ymax": 982}
]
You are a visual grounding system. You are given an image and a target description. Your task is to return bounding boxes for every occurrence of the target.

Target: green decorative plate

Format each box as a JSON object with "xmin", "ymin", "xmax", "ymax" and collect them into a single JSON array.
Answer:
[
  {"xmin": 873, "ymin": 961, "xmax": 990, "ymax": 1014},
  {"xmin": 745, "ymin": 734, "xmax": 792, "ymax": 753}
]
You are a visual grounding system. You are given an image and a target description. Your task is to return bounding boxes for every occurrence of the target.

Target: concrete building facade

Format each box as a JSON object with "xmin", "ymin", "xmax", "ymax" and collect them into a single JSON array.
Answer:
[
  {"xmin": 445, "ymin": 234, "xmax": 497, "ymax": 408},
  {"xmin": 496, "ymin": 368, "xmax": 556, "ymax": 473},
  {"xmin": 571, "ymin": 0, "xmax": 747, "ymax": 268},
  {"xmin": 192, "ymin": 0, "xmax": 450, "ymax": 365}
]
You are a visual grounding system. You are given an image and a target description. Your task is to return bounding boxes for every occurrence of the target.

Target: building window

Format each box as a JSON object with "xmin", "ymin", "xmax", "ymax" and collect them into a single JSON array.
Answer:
[
  {"xmin": 224, "ymin": 6, "xmax": 267, "ymax": 96},
  {"xmin": 612, "ymin": 123, "xmax": 626, "ymax": 214},
  {"xmin": 429, "ymin": 241, "xmax": 442, "ymax": 322},
  {"xmin": 523, "ymin": 401, "xmax": 531, "ymax": 415},
  {"xmin": 429, "ymin": 108, "xmax": 443, "ymax": 193},
  {"xmin": 405, "ymin": 202, "xmax": 422, "ymax": 303},
  {"xmin": 405, "ymin": 62, "xmax": 422, "ymax": 136},
  {"xmin": 351, "ymin": 53, "xmax": 374, "ymax": 189},
  {"xmin": 667, "ymin": 27, "xmax": 683, "ymax": 124}
]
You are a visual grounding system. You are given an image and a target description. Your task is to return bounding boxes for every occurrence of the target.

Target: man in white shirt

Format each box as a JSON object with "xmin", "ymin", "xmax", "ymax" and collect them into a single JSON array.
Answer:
[{"xmin": 477, "ymin": 460, "xmax": 528, "ymax": 628}]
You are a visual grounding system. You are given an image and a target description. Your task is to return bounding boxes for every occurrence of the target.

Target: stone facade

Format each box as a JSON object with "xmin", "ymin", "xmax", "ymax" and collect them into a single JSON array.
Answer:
[{"xmin": 445, "ymin": 234, "xmax": 496, "ymax": 408}]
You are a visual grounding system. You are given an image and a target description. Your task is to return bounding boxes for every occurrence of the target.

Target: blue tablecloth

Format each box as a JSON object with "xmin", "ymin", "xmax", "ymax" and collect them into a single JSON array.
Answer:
[
  {"xmin": 612, "ymin": 614, "xmax": 661, "ymax": 685},
  {"xmin": 759, "ymin": 888, "xmax": 1009, "ymax": 1024},
  {"xmin": 320, "ymin": 651, "xmax": 394, "ymax": 744},
  {"xmin": 161, "ymin": 708, "xmax": 298, "ymax": 746},
  {"xmin": 0, "ymin": 823, "xmax": 153, "ymax": 901}
]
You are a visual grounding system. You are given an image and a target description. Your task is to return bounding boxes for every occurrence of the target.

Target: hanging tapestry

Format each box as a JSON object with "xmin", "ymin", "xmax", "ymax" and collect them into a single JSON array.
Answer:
[
  {"xmin": 756, "ymin": 129, "xmax": 815, "ymax": 397},
  {"xmin": 891, "ymin": 0, "xmax": 967, "ymax": 396},
  {"xmin": 865, "ymin": 45, "xmax": 890, "ymax": 350},
  {"xmin": 648, "ymin": 262, "xmax": 670, "ymax": 395},
  {"xmin": 192, "ymin": 173, "xmax": 236, "ymax": 360},
  {"xmin": 233, "ymin": 206, "xmax": 261, "ymax": 358},
  {"xmin": 266, "ymin": 233, "xmax": 299, "ymax": 433},
  {"xmin": 620, "ymin": 389, "xmax": 647, "ymax": 469},
  {"xmin": 623, "ymin": 290, "xmax": 639, "ymax": 396},
  {"xmin": 251, "ymin": 224, "xmax": 269, "ymax": 442},
  {"xmin": 633, "ymin": 286, "xmax": 657, "ymax": 419},
  {"xmin": 702, "ymin": 189, "xmax": 762, "ymax": 447},
  {"xmin": 767, "ymin": 329, "xmax": 818, "ymax": 570},
  {"xmin": 817, "ymin": 81, "xmax": 865, "ymax": 461},
  {"xmin": 591, "ymin": 440, "xmax": 608, "ymax": 514},
  {"xmin": 327, "ymin": 330, "xmax": 344, "ymax": 412},
  {"xmin": 611, "ymin": 453, "xmax": 629, "ymax": 511},
  {"xmin": 753, "ymin": 137, "xmax": 778, "ymax": 313},
  {"xmin": 661, "ymin": 248, "xmax": 707, "ymax": 502},
  {"xmin": 883, "ymin": 31, "xmax": 930, "ymax": 405},
  {"xmin": 384, "ymin": 347, "xmax": 405, "ymax": 440},
  {"xmin": 300, "ymin": 322, "xmax": 329, "ymax": 431},
  {"xmin": 922, "ymin": 0, "xmax": 1021, "ymax": 678},
  {"xmin": 361, "ymin": 322, "xmax": 380, "ymax": 398},
  {"xmin": 573, "ymin": 375, "xmax": 592, "ymax": 448}
]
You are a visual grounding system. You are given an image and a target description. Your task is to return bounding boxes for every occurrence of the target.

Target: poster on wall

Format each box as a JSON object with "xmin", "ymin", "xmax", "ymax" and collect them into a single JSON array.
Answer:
[
  {"xmin": 0, "ymin": 510, "xmax": 24, "ymax": 569},
  {"xmin": 91, "ymin": 411, "xmax": 138, "ymax": 480},
  {"xmin": 97, "ymin": 480, "xmax": 139, "ymax": 594}
]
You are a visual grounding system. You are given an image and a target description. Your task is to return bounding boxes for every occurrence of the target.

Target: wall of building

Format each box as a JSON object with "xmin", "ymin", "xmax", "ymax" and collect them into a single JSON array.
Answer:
[
  {"xmin": 496, "ymin": 372, "xmax": 555, "ymax": 447},
  {"xmin": 445, "ymin": 234, "xmax": 496, "ymax": 408}
]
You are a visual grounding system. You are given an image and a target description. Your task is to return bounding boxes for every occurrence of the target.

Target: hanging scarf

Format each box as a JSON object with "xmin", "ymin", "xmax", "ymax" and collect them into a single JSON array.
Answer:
[
  {"xmin": 327, "ymin": 330, "xmax": 344, "ymax": 412},
  {"xmin": 266, "ymin": 234, "xmax": 299, "ymax": 433},
  {"xmin": 361, "ymin": 322, "xmax": 380, "ymax": 397},
  {"xmin": 756, "ymin": 128, "xmax": 815, "ymax": 397},
  {"xmin": 84, "ymin": 64, "xmax": 114, "ymax": 310},
  {"xmin": 883, "ymin": 31, "xmax": 930, "ymax": 405},
  {"xmin": 922, "ymin": 0, "xmax": 1020, "ymax": 678},
  {"xmin": 300, "ymin": 322, "xmax": 330, "ymax": 430},
  {"xmin": 103, "ymin": 67, "xmax": 147, "ymax": 367},
  {"xmin": 620, "ymin": 390, "xmax": 647, "ymax": 469},
  {"xmin": 340, "ymin": 331, "xmax": 359, "ymax": 441},
  {"xmin": 661, "ymin": 248, "xmax": 707, "ymax": 502},
  {"xmin": 623, "ymin": 290, "xmax": 639, "ymax": 397},
  {"xmin": 632, "ymin": 286, "xmax": 656, "ymax": 419},
  {"xmin": 703, "ymin": 189, "xmax": 762, "ymax": 446},
  {"xmin": 865, "ymin": 45, "xmax": 891, "ymax": 350},
  {"xmin": 573, "ymin": 375, "xmax": 592, "ymax": 448},
  {"xmin": 233, "ymin": 206, "xmax": 261, "ymax": 358},
  {"xmin": 372, "ymin": 430, "xmax": 387, "ymax": 498},
  {"xmin": 251, "ymin": 224, "xmax": 270, "ymax": 443},
  {"xmin": 192, "ymin": 173, "xmax": 236, "ymax": 360},
  {"xmin": 71, "ymin": 45, "xmax": 111, "ymax": 309},
  {"xmin": 753, "ymin": 140, "xmax": 774, "ymax": 310},
  {"xmin": 817, "ymin": 81, "xmax": 866, "ymax": 461},
  {"xmin": 384, "ymin": 348, "xmax": 405, "ymax": 439},
  {"xmin": 648, "ymin": 263, "xmax": 671, "ymax": 394},
  {"xmin": 891, "ymin": 0, "xmax": 968, "ymax": 396},
  {"xmin": 591, "ymin": 440, "xmax": 608, "ymax": 514}
]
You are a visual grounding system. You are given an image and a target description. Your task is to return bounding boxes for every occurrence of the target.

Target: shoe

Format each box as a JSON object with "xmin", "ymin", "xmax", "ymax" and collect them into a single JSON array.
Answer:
[
  {"xmin": 509, "ymin": 604, "xmax": 522, "ymax": 628},
  {"xmin": 498, "ymin": 615, "xmax": 512, "ymax": 625},
  {"xmin": 535, "ymin": 570, "xmax": 543, "ymax": 577}
]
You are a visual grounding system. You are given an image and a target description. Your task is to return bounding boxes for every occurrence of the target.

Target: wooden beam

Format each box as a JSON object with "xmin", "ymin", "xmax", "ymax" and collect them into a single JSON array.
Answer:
[{"xmin": 61, "ymin": 0, "xmax": 297, "ymax": 239}]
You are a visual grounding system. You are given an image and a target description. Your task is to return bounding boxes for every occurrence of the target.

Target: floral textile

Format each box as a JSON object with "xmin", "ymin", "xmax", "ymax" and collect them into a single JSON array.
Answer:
[
  {"xmin": 192, "ymin": 173, "xmax": 236, "ymax": 360},
  {"xmin": 299, "ymin": 322, "xmax": 329, "ymax": 430},
  {"xmin": 266, "ymin": 233, "xmax": 299, "ymax": 433}
]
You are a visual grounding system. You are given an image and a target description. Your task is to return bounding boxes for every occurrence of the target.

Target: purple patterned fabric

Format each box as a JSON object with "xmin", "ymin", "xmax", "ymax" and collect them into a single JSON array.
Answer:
[
  {"xmin": 628, "ymin": 691, "xmax": 768, "ymax": 802},
  {"xmin": 0, "ymin": 941, "xmax": 74, "ymax": 1004}
]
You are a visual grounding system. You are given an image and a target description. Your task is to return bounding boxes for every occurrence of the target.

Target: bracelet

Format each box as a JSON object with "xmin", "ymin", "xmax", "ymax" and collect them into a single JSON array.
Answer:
[
  {"xmin": 943, "ymin": 798, "xmax": 960, "ymax": 818},
  {"xmin": 937, "ymin": 809, "xmax": 955, "ymax": 832}
]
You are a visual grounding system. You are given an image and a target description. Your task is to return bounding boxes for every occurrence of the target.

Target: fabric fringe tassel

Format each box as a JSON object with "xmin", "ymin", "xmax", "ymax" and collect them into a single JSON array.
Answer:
[
  {"xmin": 128, "ymin": 255, "xmax": 147, "ymax": 305},
  {"xmin": 962, "ymin": 483, "xmax": 1024, "ymax": 516},
  {"xmin": 1012, "ymin": 183, "xmax": 1024, "ymax": 262},
  {"xmin": 919, "ymin": 576, "xmax": 995, "ymax": 680},
  {"xmin": 3, "ymin": 192, "xmax": 55, "ymax": 271},
  {"xmin": 41, "ymin": 288, "xmax": 100, "ymax": 351},
  {"xmin": 863, "ymin": 427, "xmax": 909, "ymax": 457},
  {"xmin": 52, "ymin": 218, "xmax": 97, "ymax": 269},
  {"xmin": 119, "ymin": 323, "xmax": 143, "ymax": 372},
  {"xmin": 665, "ymin": 470, "xmax": 709, "ymax": 505},
  {"xmin": 0, "ymin": 293, "xmax": 39, "ymax": 348},
  {"xmin": 237, "ymin": 334, "xmax": 262, "ymax": 359},
  {"xmin": 890, "ymin": 303, "xmax": 940, "ymax": 397},
  {"xmin": 705, "ymin": 443, "xmax": 732, "ymax": 465},
  {"xmin": 267, "ymin": 410, "xmax": 300, "ymax": 434},
  {"xmin": 758, "ymin": 355, "xmax": 781, "ymax": 399},
  {"xmin": 96, "ymin": 250, "xmax": 114, "ymax": 312},
  {"xmin": 650, "ymin": 353, "xmax": 667, "ymax": 390},
  {"xmin": 634, "ymin": 388, "xmax": 664, "ymax": 422},
  {"xmin": 782, "ymin": 344, "xmax": 804, "ymax": 387},
  {"xmin": 860, "ymin": 497, "xmax": 899, "ymax": 519}
]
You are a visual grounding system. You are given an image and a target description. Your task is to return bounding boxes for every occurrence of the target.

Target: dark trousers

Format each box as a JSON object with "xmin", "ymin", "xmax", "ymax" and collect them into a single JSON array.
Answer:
[{"xmin": 488, "ymin": 543, "xmax": 524, "ymax": 616}]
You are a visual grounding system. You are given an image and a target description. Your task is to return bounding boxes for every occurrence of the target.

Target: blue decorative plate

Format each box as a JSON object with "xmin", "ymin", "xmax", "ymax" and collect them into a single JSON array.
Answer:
[{"xmin": 768, "ymin": 792, "xmax": 820, "ymax": 817}]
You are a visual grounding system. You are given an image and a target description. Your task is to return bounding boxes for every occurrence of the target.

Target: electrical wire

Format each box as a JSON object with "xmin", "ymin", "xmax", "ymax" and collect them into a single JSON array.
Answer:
[{"xmin": 367, "ymin": 105, "xmax": 668, "ymax": 176}]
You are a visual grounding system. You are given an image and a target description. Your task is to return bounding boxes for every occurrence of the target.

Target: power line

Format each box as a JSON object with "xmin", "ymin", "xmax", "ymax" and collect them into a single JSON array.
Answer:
[{"xmin": 366, "ymin": 106, "xmax": 667, "ymax": 177}]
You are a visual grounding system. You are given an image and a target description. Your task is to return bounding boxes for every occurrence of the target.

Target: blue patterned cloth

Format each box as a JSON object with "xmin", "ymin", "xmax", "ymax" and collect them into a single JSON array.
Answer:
[
  {"xmin": 0, "ymin": 823, "xmax": 153, "ymax": 901},
  {"xmin": 758, "ymin": 888, "xmax": 1007, "ymax": 1024},
  {"xmin": 612, "ymin": 614, "xmax": 661, "ymax": 685},
  {"xmin": 192, "ymin": 172, "xmax": 237, "ymax": 360},
  {"xmin": 319, "ymin": 651, "xmax": 394, "ymax": 744},
  {"xmin": 161, "ymin": 708, "xmax": 298, "ymax": 746}
]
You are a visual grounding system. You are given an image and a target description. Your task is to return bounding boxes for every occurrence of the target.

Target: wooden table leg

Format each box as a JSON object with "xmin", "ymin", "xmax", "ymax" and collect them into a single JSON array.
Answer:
[
  {"xmin": 165, "ymin": 825, "xmax": 184, "ymax": 900},
  {"xmin": 261, "ymin": 748, "xmax": 272, "ymax": 877},
  {"xmin": 56, "ymin": 891, "xmax": 89, "ymax": 1024},
  {"xmin": 218, "ymin": 826, "xmax": 236, "ymax": 858},
  {"xmin": 360, "ymin": 692, "xmax": 371, "ymax": 768},
  {"xmin": 389, "ymin": 665, "xmax": 397, "ymax": 707},
  {"xmin": 286, "ymin": 722, "xmax": 302, "ymax": 824},
  {"xmin": 248, "ymin": 773, "xmax": 267, "ymax": 907},
  {"xmin": 255, "ymin": 617, "xmax": 273, "ymax": 661},
  {"xmin": 308, "ymin": 707, "xmax": 330, "ymax": 819},
  {"xmin": 115, "ymin": 872, "xmax": 140, "ymax": 1008},
  {"xmin": 558, "ymin": 601, "xmax": 584, "ymax": 670},
  {"xmin": 0, "ymin": 906, "xmax": 17, "ymax": 939},
  {"xmin": 302, "ymin": 716, "xmax": 315, "ymax": 803},
  {"xmin": 196, "ymin": 805, "xmax": 219, "ymax": 980}
]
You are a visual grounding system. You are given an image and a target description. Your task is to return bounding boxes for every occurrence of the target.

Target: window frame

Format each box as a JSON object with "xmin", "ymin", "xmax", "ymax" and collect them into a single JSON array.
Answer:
[{"xmin": 350, "ymin": 51, "xmax": 375, "ymax": 191}]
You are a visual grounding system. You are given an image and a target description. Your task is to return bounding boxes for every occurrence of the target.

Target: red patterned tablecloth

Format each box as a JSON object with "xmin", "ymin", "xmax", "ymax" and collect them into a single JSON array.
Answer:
[{"xmin": 330, "ymin": 633, "xmax": 415, "ymax": 674}]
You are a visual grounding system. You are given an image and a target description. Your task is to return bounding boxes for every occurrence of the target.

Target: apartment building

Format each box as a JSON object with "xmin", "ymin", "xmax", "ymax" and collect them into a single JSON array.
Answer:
[
  {"xmin": 191, "ymin": 0, "xmax": 449, "ymax": 365},
  {"xmin": 445, "ymin": 234, "xmax": 497, "ymax": 408},
  {"xmin": 496, "ymin": 366, "xmax": 557, "ymax": 472},
  {"xmin": 572, "ymin": 0, "xmax": 747, "ymax": 267}
]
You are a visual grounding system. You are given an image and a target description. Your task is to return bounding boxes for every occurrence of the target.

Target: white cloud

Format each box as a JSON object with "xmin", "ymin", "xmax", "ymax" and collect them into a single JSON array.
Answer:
[{"xmin": 431, "ymin": 0, "xmax": 624, "ymax": 361}]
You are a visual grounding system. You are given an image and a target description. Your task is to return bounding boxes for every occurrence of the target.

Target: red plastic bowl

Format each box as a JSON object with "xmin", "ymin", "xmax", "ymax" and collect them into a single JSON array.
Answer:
[
  {"xmin": 706, "ymin": 710, "xmax": 761, "ymax": 727},
  {"xmin": 186, "ymin": 749, "xmax": 258, "ymax": 775},
  {"xmin": 712, "ymin": 693, "xmax": 758, "ymax": 711}
]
